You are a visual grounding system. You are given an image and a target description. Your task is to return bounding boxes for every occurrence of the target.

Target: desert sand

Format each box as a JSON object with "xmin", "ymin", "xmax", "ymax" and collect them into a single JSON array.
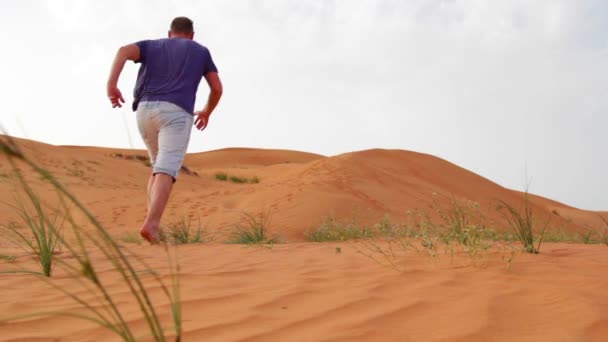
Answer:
[{"xmin": 1, "ymin": 137, "xmax": 607, "ymax": 341}]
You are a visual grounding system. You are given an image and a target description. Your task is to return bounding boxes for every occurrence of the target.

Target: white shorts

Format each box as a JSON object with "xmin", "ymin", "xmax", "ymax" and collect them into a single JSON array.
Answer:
[{"xmin": 136, "ymin": 101, "xmax": 194, "ymax": 180}]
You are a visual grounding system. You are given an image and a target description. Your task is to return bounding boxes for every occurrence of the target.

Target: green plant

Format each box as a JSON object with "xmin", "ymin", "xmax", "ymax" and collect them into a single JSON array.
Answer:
[
  {"xmin": 580, "ymin": 229, "xmax": 596, "ymax": 244},
  {"xmin": 498, "ymin": 241, "xmax": 519, "ymax": 271},
  {"xmin": 0, "ymin": 135, "xmax": 182, "ymax": 341},
  {"xmin": 214, "ymin": 172, "xmax": 228, "ymax": 181},
  {"xmin": 542, "ymin": 228, "xmax": 575, "ymax": 243},
  {"xmin": 1, "ymin": 188, "xmax": 63, "ymax": 277},
  {"xmin": 214, "ymin": 172, "xmax": 259, "ymax": 184},
  {"xmin": 0, "ymin": 254, "xmax": 17, "ymax": 262},
  {"xmin": 599, "ymin": 215, "xmax": 608, "ymax": 246},
  {"xmin": 228, "ymin": 210, "xmax": 277, "ymax": 244},
  {"xmin": 165, "ymin": 217, "xmax": 212, "ymax": 244},
  {"xmin": 425, "ymin": 195, "xmax": 492, "ymax": 264},
  {"xmin": 229, "ymin": 175, "xmax": 248, "ymax": 184},
  {"xmin": 355, "ymin": 237, "xmax": 405, "ymax": 272},
  {"xmin": 119, "ymin": 232, "xmax": 144, "ymax": 244},
  {"xmin": 305, "ymin": 216, "xmax": 378, "ymax": 242},
  {"xmin": 497, "ymin": 191, "xmax": 548, "ymax": 254}
]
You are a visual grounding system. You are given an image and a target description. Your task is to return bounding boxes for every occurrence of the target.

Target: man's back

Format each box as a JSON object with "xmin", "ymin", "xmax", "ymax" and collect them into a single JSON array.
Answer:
[{"xmin": 133, "ymin": 38, "xmax": 217, "ymax": 114}]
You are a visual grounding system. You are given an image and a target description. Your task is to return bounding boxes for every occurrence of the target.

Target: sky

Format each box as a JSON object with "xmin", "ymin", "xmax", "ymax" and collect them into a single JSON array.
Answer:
[{"xmin": 0, "ymin": 0, "xmax": 606, "ymax": 210}]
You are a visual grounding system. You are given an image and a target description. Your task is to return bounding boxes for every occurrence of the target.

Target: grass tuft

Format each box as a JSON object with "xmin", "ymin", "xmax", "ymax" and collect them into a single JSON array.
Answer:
[
  {"xmin": 306, "ymin": 216, "xmax": 380, "ymax": 242},
  {"xmin": 165, "ymin": 217, "xmax": 212, "ymax": 245},
  {"xmin": 229, "ymin": 175, "xmax": 248, "ymax": 184},
  {"xmin": 0, "ymin": 254, "xmax": 17, "ymax": 262},
  {"xmin": 214, "ymin": 172, "xmax": 228, "ymax": 181},
  {"xmin": 1, "ymin": 188, "xmax": 63, "ymax": 277},
  {"xmin": 0, "ymin": 134, "xmax": 182, "ymax": 341},
  {"xmin": 497, "ymin": 190, "xmax": 548, "ymax": 254},
  {"xmin": 214, "ymin": 172, "xmax": 260, "ymax": 184},
  {"xmin": 119, "ymin": 232, "xmax": 143, "ymax": 245},
  {"xmin": 228, "ymin": 210, "xmax": 277, "ymax": 244},
  {"xmin": 599, "ymin": 215, "xmax": 608, "ymax": 246}
]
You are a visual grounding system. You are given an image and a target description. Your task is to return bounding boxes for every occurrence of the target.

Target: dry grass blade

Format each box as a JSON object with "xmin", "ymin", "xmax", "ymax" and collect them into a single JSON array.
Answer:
[
  {"xmin": 497, "ymin": 191, "xmax": 547, "ymax": 254},
  {"xmin": 599, "ymin": 215, "xmax": 608, "ymax": 246},
  {"xmin": 0, "ymin": 134, "xmax": 182, "ymax": 341},
  {"xmin": 229, "ymin": 209, "xmax": 277, "ymax": 244},
  {"xmin": 1, "ymin": 183, "xmax": 63, "ymax": 277}
]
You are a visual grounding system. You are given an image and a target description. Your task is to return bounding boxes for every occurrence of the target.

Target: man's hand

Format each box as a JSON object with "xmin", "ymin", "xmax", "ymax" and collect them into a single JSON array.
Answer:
[
  {"xmin": 194, "ymin": 110, "xmax": 211, "ymax": 131},
  {"xmin": 194, "ymin": 72, "xmax": 223, "ymax": 131},
  {"xmin": 107, "ymin": 85, "xmax": 125, "ymax": 108},
  {"xmin": 106, "ymin": 44, "xmax": 140, "ymax": 109}
]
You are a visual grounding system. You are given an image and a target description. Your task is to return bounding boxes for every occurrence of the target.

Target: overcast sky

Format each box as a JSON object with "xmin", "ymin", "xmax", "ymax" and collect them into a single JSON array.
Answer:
[{"xmin": 0, "ymin": 1, "xmax": 606, "ymax": 210}]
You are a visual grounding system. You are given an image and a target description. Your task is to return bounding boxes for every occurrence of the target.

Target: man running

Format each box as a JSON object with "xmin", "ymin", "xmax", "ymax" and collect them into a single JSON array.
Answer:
[{"xmin": 106, "ymin": 17, "xmax": 223, "ymax": 243}]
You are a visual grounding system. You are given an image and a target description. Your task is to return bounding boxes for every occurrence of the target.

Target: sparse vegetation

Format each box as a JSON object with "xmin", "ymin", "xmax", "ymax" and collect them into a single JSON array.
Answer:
[
  {"xmin": 1, "ymin": 189, "xmax": 63, "ymax": 277},
  {"xmin": 228, "ymin": 210, "xmax": 277, "ymax": 244},
  {"xmin": 165, "ymin": 217, "xmax": 212, "ymax": 244},
  {"xmin": 580, "ymin": 229, "xmax": 596, "ymax": 244},
  {"xmin": 542, "ymin": 228, "xmax": 576, "ymax": 243},
  {"xmin": 110, "ymin": 152, "xmax": 152, "ymax": 167},
  {"xmin": 318, "ymin": 197, "xmax": 518, "ymax": 268},
  {"xmin": 214, "ymin": 172, "xmax": 260, "ymax": 184},
  {"xmin": 0, "ymin": 134, "xmax": 182, "ymax": 341},
  {"xmin": 427, "ymin": 195, "xmax": 493, "ymax": 263},
  {"xmin": 119, "ymin": 232, "xmax": 143, "ymax": 244},
  {"xmin": 497, "ymin": 190, "xmax": 548, "ymax": 254},
  {"xmin": 229, "ymin": 175, "xmax": 247, "ymax": 184},
  {"xmin": 599, "ymin": 215, "xmax": 608, "ymax": 246},
  {"xmin": 306, "ymin": 216, "xmax": 383, "ymax": 242},
  {"xmin": 0, "ymin": 254, "xmax": 17, "ymax": 262}
]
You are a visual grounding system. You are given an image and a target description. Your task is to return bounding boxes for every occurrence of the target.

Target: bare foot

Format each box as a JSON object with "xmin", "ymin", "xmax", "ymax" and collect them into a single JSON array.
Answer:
[{"xmin": 140, "ymin": 225, "xmax": 161, "ymax": 244}]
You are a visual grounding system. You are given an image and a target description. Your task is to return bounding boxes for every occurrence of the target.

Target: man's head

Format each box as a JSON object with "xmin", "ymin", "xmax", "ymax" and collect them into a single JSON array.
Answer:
[{"xmin": 168, "ymin": 17, "xmax": 194, "ymax": 39}]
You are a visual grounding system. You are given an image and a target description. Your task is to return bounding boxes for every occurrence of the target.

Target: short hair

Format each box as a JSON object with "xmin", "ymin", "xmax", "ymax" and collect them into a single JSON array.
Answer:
[{"xmin": 170, "ymin": 17, "xmax": 194, "ymax": 34}]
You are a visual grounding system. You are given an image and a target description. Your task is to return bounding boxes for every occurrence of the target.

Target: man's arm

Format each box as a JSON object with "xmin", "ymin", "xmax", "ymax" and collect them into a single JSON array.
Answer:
[
  {"xmin": 194, "ymin": 72, "xmax": 223, "ymax": 130},
  {"xmin": 107, "ymin": 44, "xmax": 141, "ymax": 108}
]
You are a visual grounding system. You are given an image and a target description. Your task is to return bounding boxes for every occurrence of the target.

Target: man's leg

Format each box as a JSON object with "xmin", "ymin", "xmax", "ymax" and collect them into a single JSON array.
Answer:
[
  {"xmin": 140, "ymin": 173, "xmax": 173, "ymax": 242},
  {"xmin": 139, "ymin": 102, "xmax": 194, "ymax": 243},
  {"xmin": 147, "ymin": 174, "xmax": 154, "ymax": 208}
]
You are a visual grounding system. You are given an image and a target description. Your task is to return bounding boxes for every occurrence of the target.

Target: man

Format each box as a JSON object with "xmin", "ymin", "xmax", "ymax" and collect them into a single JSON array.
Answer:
[{"xmin": 106, "ymin": 17, "xmax": 223, "ymax": 243}]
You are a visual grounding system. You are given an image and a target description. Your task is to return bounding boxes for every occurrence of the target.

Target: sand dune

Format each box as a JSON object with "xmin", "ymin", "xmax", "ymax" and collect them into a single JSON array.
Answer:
[
  {"xmin": 1, "ymin": 137, "xmax": 607, "ymax": 341},
  {"xmin": 0, "ymin": 137, "xmax": 604, "ymax": 242}
]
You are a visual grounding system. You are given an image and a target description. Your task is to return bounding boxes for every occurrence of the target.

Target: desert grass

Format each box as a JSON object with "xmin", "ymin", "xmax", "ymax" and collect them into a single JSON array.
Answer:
[
  {"xmin": 540, "ymin": 223, "xmax": 608, "ymax": 244},
  {"xmin": 342, "ymin": 196, "xmax": 512, "ymax": 269},
  {"xmin": 599, "ymin": 215, "xmax": 608, "ymax": 246},
  {"xmin": 0, "ymin": 254, "xmax": 17, "ymax": 262},
  {"xmin": 497, "ymin": 191, "xmax": 549, "ymax": 254},
  {"xmin": 214, "ymin": 172, "xmax": 228, "ymax": 181},
  {"xmin": 228, "ymin": 210, "xmax": 278, "ymax": 244},
  {"xmin": 427, "ymin": 195, "xmax": 493, "ymax": 263},
  {"xmin": 0, "ymin": 135, "xmax": 182, "ymax": 341},
  {"xmin": 228, "ymin": 175, "xmax": 247, "ymax": 183},
  {"xmin": 580, "ymin": 229, "xmax": 597, "ymax": 244},
  {"xmin": 165, "ymin": 217, "xmax": 213, "ymax": 245},
  {"xmin": 119, "ymin": 232, "xmax": 144, "ymax": 245},
  {"xmin": 0, "ymin": 187, "xmax": 63, "ymax": 277},
  {"xmin": 306, "ymin": 216, "xmax": 383, "ymax": 242},
  {"xmin": 214, "ymin": 172, "xmax": 260, "ymax": 184}
]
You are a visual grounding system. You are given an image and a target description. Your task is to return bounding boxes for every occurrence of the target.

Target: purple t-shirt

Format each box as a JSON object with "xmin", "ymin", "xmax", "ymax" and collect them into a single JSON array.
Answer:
[{"xmin": 132, "ymin": 38, "xmax": 218, "ymax": 114}]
